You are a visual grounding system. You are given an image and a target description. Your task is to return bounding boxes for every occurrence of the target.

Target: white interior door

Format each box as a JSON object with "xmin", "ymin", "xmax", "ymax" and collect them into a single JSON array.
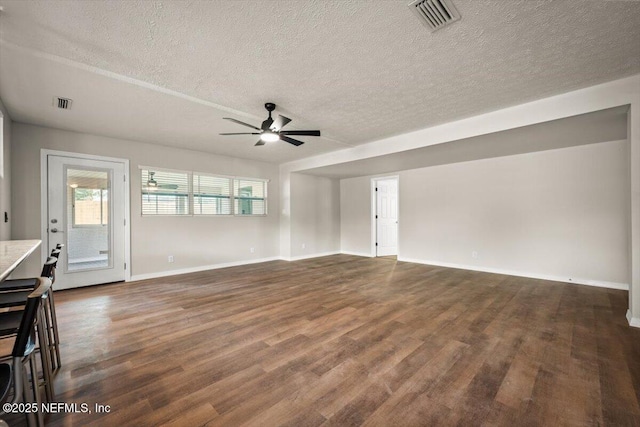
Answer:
[
  {"xmin": 376, "ymin": 178, "xmax": 398, "ymax": 256},
  {"xmin": 47, "ymin": 155, "xmax": 126, "ymax": 289}
]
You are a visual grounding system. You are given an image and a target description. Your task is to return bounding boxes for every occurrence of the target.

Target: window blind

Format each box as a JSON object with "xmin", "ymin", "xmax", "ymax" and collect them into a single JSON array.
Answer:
[
  {"xmin": 140, "ymin": 167, "xmax": 267, "ymax": 216},
  {"xmin": 141, "ymin": 169, "xmax": 190, "ymax": 215},
  {"xmin": 234, "ymin": 178, "xmax": 267, "ymax": 216},
  {"xmin": 193, "ymin": 174, "xmax": 232, "ymax": 215}
]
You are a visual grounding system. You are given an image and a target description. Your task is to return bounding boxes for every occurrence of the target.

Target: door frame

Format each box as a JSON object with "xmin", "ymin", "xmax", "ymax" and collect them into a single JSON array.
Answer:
[
  {"xmin": 371, "ymin": 175, "xmax": 399, "ymax": 257},
  {"xmin": 40, "ymin": 149, "xmax": 131, "ymax": 282}
]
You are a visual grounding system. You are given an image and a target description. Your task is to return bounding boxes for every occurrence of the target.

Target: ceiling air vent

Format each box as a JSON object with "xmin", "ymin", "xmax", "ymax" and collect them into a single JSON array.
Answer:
[
  {"xmin": 408, "ymin": 0, "xmax": 460, "ymax": 32},
  {"xmin": 54, "ymin": 97, "xmax": 72, "ymax": 110}
]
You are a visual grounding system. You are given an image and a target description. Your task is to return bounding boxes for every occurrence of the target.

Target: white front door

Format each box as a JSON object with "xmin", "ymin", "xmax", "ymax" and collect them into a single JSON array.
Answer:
[
  {"xmin": 47, "ymin": 155, "xmax": 126, "ymax": 289},
  {"xmin": 375, "ymin": 178, "xmax": 398, "ymax": 256}
]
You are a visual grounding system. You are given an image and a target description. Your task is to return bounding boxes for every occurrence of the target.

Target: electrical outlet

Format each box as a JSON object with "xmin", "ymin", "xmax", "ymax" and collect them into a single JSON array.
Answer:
[
  {"xmin": 472, "ymin": 251, "xmax": 478, "ymax": 259},
  {"xmin": 301, "ymin": 243, "xmax": 306, "ymax": 250},
  {"xmin": 168, "ymin": 255, "xmax": 174, "ymax": 263},
  {"xmin": 250, "ymin": 247, "xmax": 255, "ymax": 253}
]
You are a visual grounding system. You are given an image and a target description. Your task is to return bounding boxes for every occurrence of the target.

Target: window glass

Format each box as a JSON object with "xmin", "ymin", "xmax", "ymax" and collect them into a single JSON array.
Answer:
[
  {"xmin": 234, "ymin": 179, "xmax": 267, "ymax": 215},
  {"xmin": 193, "ymin": 174, "xmax": 231, "ymax": 215}
]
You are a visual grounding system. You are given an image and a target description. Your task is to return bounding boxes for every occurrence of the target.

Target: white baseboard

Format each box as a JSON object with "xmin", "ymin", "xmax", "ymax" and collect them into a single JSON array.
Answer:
[
  {"xmin": 340, "ymin": 250, "xmax": 374, "ymax": 258},
  {"xmin": 129, "ymin": 256, "xmax": 281, "ymax": 281},
  {"xmin": 397, "ymin": 257, "xmax": 629, "ymax": 291},
  {"xmin": 281, "ymin": 251, "xmax": 340, "ymax": 262},
  {"xmin": 627, "ymin": 310, "xmax": 640, "ymax": 328}
]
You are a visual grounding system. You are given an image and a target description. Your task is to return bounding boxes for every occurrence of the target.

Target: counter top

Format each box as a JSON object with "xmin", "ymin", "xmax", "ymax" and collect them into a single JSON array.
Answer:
[{"xmin": 0, "ymin": 240, "xmax": 42, "ymax": 282}]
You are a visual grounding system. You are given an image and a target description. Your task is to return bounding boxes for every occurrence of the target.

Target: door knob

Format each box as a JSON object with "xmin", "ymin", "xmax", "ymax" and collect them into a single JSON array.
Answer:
[{"xmin": 50, "ymin": 228, "xmax": 63, "ymax": 233}]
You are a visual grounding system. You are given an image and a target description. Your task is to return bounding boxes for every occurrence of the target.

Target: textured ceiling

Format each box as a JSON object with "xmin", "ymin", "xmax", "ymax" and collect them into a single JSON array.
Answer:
[
  {"xmin": 0, "ymin": 44, "xmax": 348, "ymax": 163},
  {"xmin": 0, "ymin": 0, "xmax": 639, "ymax": 163}
]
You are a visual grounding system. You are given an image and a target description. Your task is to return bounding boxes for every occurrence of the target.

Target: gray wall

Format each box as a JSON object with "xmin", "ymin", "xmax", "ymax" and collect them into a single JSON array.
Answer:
[
  {"xmin": 290, "ymin": 172, "xmax": 340, "ymax": 258},
  {"xmin": 341, "ymin": 140, "xmax": 630, "ymax": 286},
  {"xmin": 340, "ymin": 176, "xmax": 373, "ymax": 256},
  {"xmin": 0, "ymin": 98, "xmax": 11, "ymax": 240},
  {"xmin": 11, "ymin": 123, "xmax": 280, "ymax": 278}
]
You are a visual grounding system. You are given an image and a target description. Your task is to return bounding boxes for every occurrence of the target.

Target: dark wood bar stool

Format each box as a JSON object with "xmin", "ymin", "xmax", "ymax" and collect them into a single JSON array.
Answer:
[
  {"xmin": 0, "ymin": 256, "xmax": 62, "ymax": 375},
  {"xmin": 0, "ymin": 272, "xmax": 55, "ymax": 405},
  {"xmin": 0, "ymin": 278, "xmax": 51, "ymax": 427}
]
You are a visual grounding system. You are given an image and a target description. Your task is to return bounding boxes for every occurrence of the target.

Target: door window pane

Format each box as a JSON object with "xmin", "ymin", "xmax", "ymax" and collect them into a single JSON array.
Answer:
[
  {"xmin": 66, "ymin": 168, "xmax": 111, "ymax": 271},
  {"xmin": 72, "ymin": 188, "xmax": 109, "ymax": 226}
]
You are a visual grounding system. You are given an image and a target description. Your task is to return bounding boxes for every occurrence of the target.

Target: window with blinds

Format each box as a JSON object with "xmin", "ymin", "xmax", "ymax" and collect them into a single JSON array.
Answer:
[
  {"xmin": 141, "ymin": 169, "xmax": 190, "ymax": 215},
  {"xmin": 141, "ymin": 168, "xmax": 267, "ymax": 216},
  {"xmin": 234, "ymin": 178, "xmax": 267, "ymax": 216},
  {"xmin": 193, "ymin": 174, "xmax": 232, "ymax": 215}
]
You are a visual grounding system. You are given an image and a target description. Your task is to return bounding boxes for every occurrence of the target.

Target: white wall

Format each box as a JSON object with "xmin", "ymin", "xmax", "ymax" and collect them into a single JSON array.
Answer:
[
  {"xmin": 629, "ymin": 101, "xmax": 640, "ymax": 325},
  {"xmin": 340, "ymin": 176, "xmax": 373, "ymax": 256},
  {"xmin": 341, "ymin": 140, "xmax": 630, "ymax": 287},
  {"xmin": 0, "ymin": 98, "xmax": 11, "ymax": 240},
  {"xmin": 11, "ymin": 123, "xmax": 280, "ymax": 279},
  {"xmin": 401, "ymin": 140, "xmax": 629, "ymax": 286},
  {"xmin": 289, "ymin": 173, "xmax": 340, "ymax": 258},
  {"xmin": 279, "ymin": 169, "xmax": 292, "ymax": 260}
]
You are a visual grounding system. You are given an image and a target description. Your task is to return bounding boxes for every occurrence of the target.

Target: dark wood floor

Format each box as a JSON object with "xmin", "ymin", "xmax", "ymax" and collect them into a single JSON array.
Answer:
[{"xmin": 9, "ymin": 255, "xmax": 640, "ymax": 426}]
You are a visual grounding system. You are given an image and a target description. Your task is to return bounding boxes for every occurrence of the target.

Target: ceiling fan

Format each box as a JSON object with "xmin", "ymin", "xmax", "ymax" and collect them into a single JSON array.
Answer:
[{"xmin": 220, "ymin": 103, "xmax": 321, "ymax": 146}]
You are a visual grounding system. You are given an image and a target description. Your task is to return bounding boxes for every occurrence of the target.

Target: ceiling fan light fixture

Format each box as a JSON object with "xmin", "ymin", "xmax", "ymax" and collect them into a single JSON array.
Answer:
[
  {"xmin": 221, "ymin": 103, "xmax": 320, "ymax": 147},
  {"xmin": 260, "ymin": 132, "xmax": 280, "ymax": 143}
]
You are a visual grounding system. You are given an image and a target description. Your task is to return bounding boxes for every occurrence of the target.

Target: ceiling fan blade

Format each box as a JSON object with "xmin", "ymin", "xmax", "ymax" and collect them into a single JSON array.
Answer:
[
  {"xmin": 272, "ymin": 115, "xmax": 292, "ymax": 131},
  {"xmin": 219, "ymin": 132, "xmax": 260, "ymax": 135},
  {"xmin": 280, "ymin": 130, "xmax": 321, "ymax": 137},
  {"xmin": 255, "ymin": 140, "xmax": 266, "ymax": 146},
  {"xmin": 280, "ymin": 135, "xmax": 305, "ymax": 146},
  {"xmin": 261, "ymin": 117, "xmax": 274, "ymax": 131},
  {"xmin": 223, "ymin": 117, "xmax": 261, "ymax": 131}
]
